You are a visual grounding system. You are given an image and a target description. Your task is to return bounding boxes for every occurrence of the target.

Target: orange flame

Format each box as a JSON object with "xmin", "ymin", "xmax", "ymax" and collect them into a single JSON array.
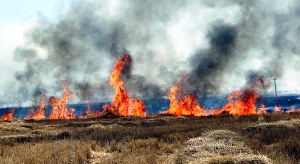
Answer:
[
  {"xmin": 209, "ymin": 89, "xmax": 258, "ymax": 116},
  {"xmin": 162, "ymin": 85, "xmax": 206, "ymax": 116},
  {"xmin": 67, "ymin": 108, "xmax": 76, "ymax": 119},
  {"xmin": 49, "ymin": 80, "xmax": 76, "ymax": 119},
  {"xmin": 287, "ymin": 106, "xmax": 300, "ymax": 113},
  {"xmin": 288, "ymin": 106, "xmax": 296, "ymax": 113},
  {"xmin": 102, "ymin": 53, "xmax": 146, "ymax": 116},
  {"xmin": 130, "ymin": 99, "xmax": 146, "ymax": 116},
  {"xmin": 0, "ymin": 109, "xmax": 14, "ymax": 121},
  {"xmin": 25, "ymin": 95, "xmax": 46, "ymax": 119},
  {"xmin": 209, "ymin": 78, "xmax": 266, "ymax": 116},
  {"xmin": 257, "ymin": 104, "xmax": 268, "ymax": 114},
  {"xmin": 79, "ymin": 97, "xmax": 101, "ymax": 118},
  {"xmin": 274, "ymin": 106, "xmax": 284, "ymax": 113}
]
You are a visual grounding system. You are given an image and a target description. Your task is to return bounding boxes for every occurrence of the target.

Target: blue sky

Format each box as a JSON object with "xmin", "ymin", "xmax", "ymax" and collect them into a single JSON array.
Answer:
[{"xmin": 0, "ymin": 0, "xmax": 63, "ymax": 29}]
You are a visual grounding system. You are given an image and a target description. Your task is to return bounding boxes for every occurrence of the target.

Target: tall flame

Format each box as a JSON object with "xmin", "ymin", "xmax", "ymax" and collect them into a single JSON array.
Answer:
[
  {"xmin": 102, "ymin": 53, "xmax": 146, "ymax": 116},
  {"xmin": 162, "ymin": 85, "xmax": 206, "ymax": 116},
  {"xmin": 0, "ymin": 109, "xmax": 14, "ymax": 121},
  {"xmin": 49, "ymin": 80, "xmax": 76, "ymax": 119},
  {"xmin": 25, "ymin": 95, "xmax": 46, "ymax": 119}
]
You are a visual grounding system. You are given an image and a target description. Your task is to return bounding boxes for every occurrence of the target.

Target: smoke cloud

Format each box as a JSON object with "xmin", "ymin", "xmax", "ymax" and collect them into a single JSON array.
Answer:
[{"xmin": 1, "ymin": 0, "xmax": 300, "ymax": 107}]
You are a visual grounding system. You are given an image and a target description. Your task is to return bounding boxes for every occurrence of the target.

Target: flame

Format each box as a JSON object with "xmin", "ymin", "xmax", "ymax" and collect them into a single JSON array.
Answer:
[
  {"xmin": 162, "ymin": 85, "xmax": 206, "ymax": 116},
  {"xmin": 79, "ymin": 97, "xmax": 101, "ymax": 118},
  {"xmin": 0, "ymin": 109, "xmax": 14, "ymax": 121},
  {"xmin": 287, "ymin": 106, "xmax": 300, "ymax": 113},
  {"xmin": 25, "ymin": 95, "xmax": 46, "ymax": 119},
  {"xmin": 49, "ymin": 80, "xmax": 76, "ymax": 119},
  {"xmin": 229, "ymin": 89, "xmax": 256, "ymax": 115},
  {"xmin": 67, "ymin": 108, "xmax": 76, "ymax": 119},
  {"xmin": 257, "ymin": 104, "xmax": 268, "ymax": 114},
  {"xmin": 209, "ymin": 78, "xmax": 267, "ymax": 116},
  {"xmin": 209, "ymin": 89, "xmax": 258, "ymax": 116},
  {"xmin": 102, "ymin": 53, "xmax": 146, "ymax": 116},
  {"xmin": 288, "ymin": 106, "xmax": 296, "ymax": 113},
  {"xmin": 130, "ymin": 99, "xmax": 146, "ymax": 116},
  {"xmin": 274, "ymin": 106, "xmax": 284, "ymax": 113}
]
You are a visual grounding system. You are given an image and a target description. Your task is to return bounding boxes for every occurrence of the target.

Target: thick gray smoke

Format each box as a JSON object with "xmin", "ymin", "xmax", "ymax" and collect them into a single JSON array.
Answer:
[
  {"xmin": 178, "ymin": 0, "xmax": 299, "ymax": 96},
  {"xmin": 2, "ymin": 0, "xmax": 300, "ymax": 107},
  {"xmin": 180, "ymin": 21, "xmax": 238, "ymax": 96}
]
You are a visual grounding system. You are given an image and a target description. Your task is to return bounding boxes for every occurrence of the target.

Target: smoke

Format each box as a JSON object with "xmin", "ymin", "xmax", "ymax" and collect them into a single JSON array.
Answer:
[
  {"xmin": 177, "ymin": 0, "xmax": 300, "ymax": 96},
  {"xmin": 2, "ymin": 0, "xmax": 300, "ymax": 106},
  {"xmin": 179, "ymin": 21, "xmax": 238, "ymax": 96}
]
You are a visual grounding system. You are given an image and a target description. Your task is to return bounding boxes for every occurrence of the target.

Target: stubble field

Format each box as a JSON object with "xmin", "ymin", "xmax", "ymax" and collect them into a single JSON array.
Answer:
[{"xmin": 1, "ymin": 112, "xmax": 300, "ymax": 164}]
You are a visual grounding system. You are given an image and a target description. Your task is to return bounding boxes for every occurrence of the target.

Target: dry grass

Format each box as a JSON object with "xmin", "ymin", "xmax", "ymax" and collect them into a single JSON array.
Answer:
[
  {"xmin": 0, "ymin": 140, "xmax": 90, "ymax": 164},
  {"xmin": 174, "ymin": 130, "xmax": 271, "ymax": 164},
  {"xmin": 0, "ymin": 113, "xmax": 299, "ymax": 163}
]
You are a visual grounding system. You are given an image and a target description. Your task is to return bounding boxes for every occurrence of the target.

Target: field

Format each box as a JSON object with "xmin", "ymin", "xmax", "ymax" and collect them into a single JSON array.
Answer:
[{"xmin": 1, "ymin": 112, "xmax": 300, "ymax": 164}]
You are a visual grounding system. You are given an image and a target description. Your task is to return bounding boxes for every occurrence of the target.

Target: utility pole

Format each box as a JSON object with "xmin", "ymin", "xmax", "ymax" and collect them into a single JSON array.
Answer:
[{"xmin": 274, "ymin": 78, "xmax": 277, "ymax": 97}]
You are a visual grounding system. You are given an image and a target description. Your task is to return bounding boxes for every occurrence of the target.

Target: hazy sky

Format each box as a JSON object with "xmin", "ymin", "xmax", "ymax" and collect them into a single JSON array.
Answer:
[
  {"xmin": 0, "ymin": 0, "xmax": 62, "ymax": 28},
  {"xmin": 1, "ymin": 0, "xmax": 300, "ymax": 107}
]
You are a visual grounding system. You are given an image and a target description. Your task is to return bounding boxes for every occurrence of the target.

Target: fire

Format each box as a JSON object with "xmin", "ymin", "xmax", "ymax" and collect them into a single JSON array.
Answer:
[
  {"xmin": 274, "ymin": 106, "xmax": 284, "ymax": 113},
  {"xmin": 102, "ymin": 53, "xmax": 146, "ymax": 116},
  {"xmin": 49, "ymin": 80, "xmax": 76, "ymax": 119},
  {"xmin": 210, "ymin": 89, "xmax": 258, "ymax": 116},
  {"xmin": 162, "ymin": 85, "xmax": 206, "ymax": 116},
  {"xmin": 79, "ymin": 97, "xmax": 101, "ymax": 118},
  {"xmin": 67, "ymin": 108, "xmax": 76, "ymax": 119},
  {"xmin": 210, "ymin": 90, "xmax": 258, "ymax": 116},
  {"xmin": 0, "ymin": 109, "xmax": 14, "ymax": 121},
  {"xmin": 209, "ymin": 78, "xmax": 266, "ymax": 116},
  {"xmin": 130, "ymin": 99, "xmax": 146, "ymax": 116},
  {"xmin": 287, "ymin": 106, "xmax": 300, "ymax": 113},
  {"xmin": 2, "ymin": 56, "xmax": 297, "ymax": 119},
  {"xmin": 257, "ymin": 104, "xmax": 268, "ymax": 114},
  {"xmin": 25, "ymin": 95, "xmax": 46, "ymax": 119}
]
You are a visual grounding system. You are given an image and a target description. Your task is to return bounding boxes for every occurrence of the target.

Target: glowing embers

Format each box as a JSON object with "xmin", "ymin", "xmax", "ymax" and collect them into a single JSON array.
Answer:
[
  {"xmin": 25, "ymin": 95, "xmax": 46, "ymax": 119},
  {"xmin": 102, "ymin": 53, "xmax": 146, "ymax": 116},
  {"xmin": 162, "ymin": 85, "xmax": 206, "ymax": 117},
  {"xmin": 48, "ymin": 80, "xmax": 76, "ymax": 119}
]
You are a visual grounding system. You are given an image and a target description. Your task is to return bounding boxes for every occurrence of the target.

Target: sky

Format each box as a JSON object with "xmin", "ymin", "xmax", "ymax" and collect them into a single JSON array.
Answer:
[
  {"xmin": 1, "ymin": 0, "xmax": 300, "ymax": 107},
  {"xmin": 0, "ymin": 0, "xmax": 62, "ymax": 28}
]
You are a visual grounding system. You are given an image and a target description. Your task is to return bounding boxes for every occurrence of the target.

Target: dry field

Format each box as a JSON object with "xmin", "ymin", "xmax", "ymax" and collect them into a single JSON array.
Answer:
[{"xmin": 1, "ymin": 112, "xmax": 300, "ymax": 163}]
